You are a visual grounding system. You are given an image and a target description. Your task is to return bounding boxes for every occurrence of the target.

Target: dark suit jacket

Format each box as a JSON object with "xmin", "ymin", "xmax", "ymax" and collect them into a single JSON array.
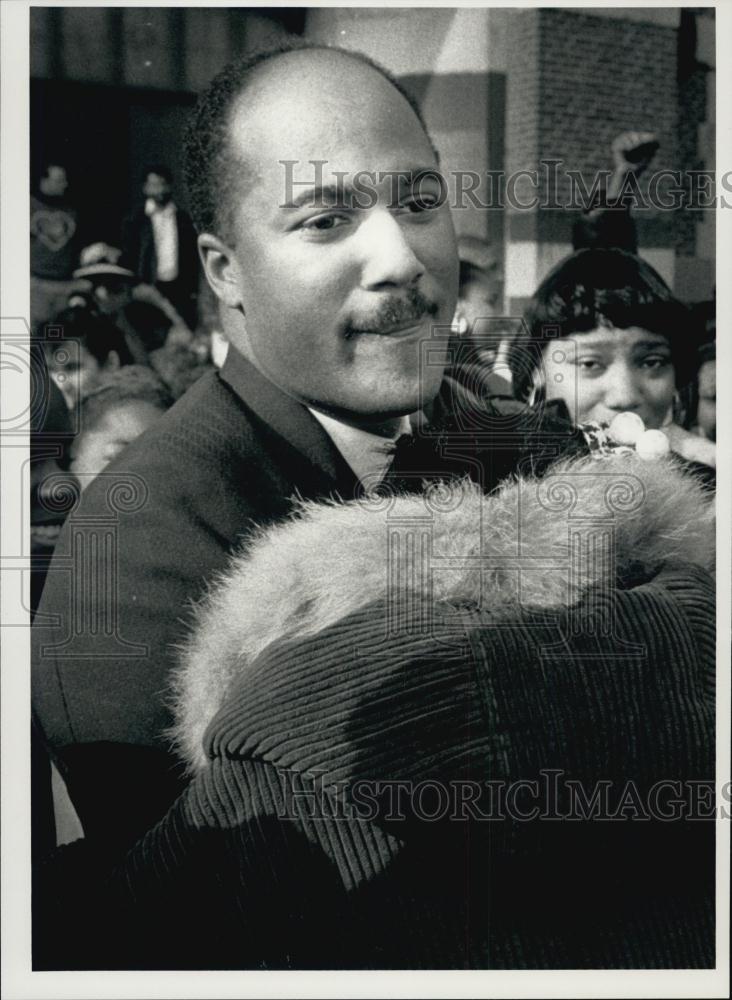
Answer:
[
  {"xmin": 120, "ymin": 205, "xmax": 199, "ymax": 292},
  {"xmin": 32, "ymin": 349, "xmax": 362, "ymax": 845},
  {"xmin": 32, "ymin": 349, "xmax": 585, "ymax": 846}
]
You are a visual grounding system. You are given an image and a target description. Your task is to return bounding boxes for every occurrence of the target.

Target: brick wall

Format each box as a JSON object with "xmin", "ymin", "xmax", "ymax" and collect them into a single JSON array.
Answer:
[
  {"xmin": 507, "ymin": 8, "xmax": 679, "ymax": 250},
  {"xmin": 675, "ymin": 9, "xmax": 714, "ymax": 300},
  {"xmin": 504, "ymin": 7, "xmax": 692, "ymax": 306},
  {"xmin": 536, "ymin": 9, "xmax": 678, "ymax": 212},
  {"xmin": 505, "ymin": 10, "xmax": 541, "ymax": 218}
]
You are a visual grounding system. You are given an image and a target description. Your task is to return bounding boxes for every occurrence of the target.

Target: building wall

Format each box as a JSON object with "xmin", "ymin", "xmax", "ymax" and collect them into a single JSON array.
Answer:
[
  {"xmin": 29, "ymin": 7, "xmax": 300, "ymax": 236},
  {"xmin": 30, "ymin": 7, "xmax": 302, "ymax": 91},
  {"xmin": 30, "ymin": 7, "xmax": 713, "ymax": 309},
  {"xmin": 505, "ymin": 7, "xmax": 683, "ymax": 311},
  {"xmin": 675, "ymin": 8, "xmax": 715, "ymax": 303},
  {"xmin": 305, "ymin": 7, "xmax": 505, "ymax": 246}
]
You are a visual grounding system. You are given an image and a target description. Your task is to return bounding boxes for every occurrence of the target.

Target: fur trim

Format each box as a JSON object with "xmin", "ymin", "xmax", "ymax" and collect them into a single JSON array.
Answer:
[{"xmin": 169, "ymin": 453, "xmax": 715, "ymax": 772}]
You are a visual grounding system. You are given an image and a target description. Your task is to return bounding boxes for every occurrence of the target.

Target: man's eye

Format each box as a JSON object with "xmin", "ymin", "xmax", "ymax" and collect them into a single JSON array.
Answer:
[
  {"xmin": 577, "ymin": 359, "xmax": 603, "ymax": 373},
  {"xmin": 401, "ymin": 195, "xmax": 439, "ymax": 213},
  {"xmin": 641, "ymin": 356, "xmax": 671, "ymax": 370},
  {"xmin": 300, "ymin": 214, "xmax": 348, "ymax": 232}
]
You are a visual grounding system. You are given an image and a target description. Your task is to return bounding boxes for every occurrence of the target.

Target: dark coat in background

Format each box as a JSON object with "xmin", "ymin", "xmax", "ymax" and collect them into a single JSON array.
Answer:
[
  {"xmin": 31, "ymin": 348, "xmax": 587, "ymax": 848},
  {"xmin": 33, "ymin": 452, "xmax": 716, "ymax": 970},
  {"xmin": 120, "ymin": 205, "xmax": 199, "ymax": 326}
]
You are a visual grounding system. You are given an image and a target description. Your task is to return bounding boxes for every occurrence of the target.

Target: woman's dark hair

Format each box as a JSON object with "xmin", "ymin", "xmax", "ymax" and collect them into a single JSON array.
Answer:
[
  {"xmin": 46, "ymin": 307, "xmax": 135, "ymax": 368},
  {"xmin": 508, "ymin": 248, "xmax": 694, "ymax": 402}
]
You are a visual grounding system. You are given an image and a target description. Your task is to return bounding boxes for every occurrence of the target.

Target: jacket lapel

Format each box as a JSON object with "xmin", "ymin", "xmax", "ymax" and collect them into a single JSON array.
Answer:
[{"xmin": 219, "ymin": 348, "xmax": 360, "ymax": 498}]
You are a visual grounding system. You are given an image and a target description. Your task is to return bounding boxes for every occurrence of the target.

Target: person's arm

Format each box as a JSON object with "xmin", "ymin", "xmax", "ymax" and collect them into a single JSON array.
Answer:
[{"xmin": 572, "ymin": 130, "xmax": 659, "ymax": 252}]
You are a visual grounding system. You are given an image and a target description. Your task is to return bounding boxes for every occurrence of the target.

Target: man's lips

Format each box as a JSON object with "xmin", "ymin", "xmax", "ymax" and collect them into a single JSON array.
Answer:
[
  {"xmin": 349, "ymin": 318, "xmax": 428, "ymax": 338},
  {"xmin": 345, "ymin": 288, "xmax": 440, "ymax": 340}
]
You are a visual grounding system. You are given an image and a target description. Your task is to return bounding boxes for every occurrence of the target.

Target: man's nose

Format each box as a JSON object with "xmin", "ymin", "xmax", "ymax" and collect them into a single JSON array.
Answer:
[
  {"xmin": 603, "ymin": 362, "xmax": 643, "ymax": 411},
  {"xmin": 358, "ymin": 211, "xmax": 425, "ymax": 289}
]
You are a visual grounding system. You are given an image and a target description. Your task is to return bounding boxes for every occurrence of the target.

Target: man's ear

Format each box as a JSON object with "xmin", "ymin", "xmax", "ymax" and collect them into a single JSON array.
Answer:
[{"xmin": 198, "ymin": 234, "xmax": 244, "ymax": 310}]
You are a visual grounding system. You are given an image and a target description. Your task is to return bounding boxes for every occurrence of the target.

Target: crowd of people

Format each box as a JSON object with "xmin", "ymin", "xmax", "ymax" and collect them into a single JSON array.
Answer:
[
  {"xmin": 30, "ymin": 164, "xmax": 223, "ymax": 612},
  {"xmin": 29, "ymin": 40, "xmax": 717, "ymax": 972}
]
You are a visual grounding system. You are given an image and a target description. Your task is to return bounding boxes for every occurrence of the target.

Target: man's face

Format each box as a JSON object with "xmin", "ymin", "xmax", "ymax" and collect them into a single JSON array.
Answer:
[
  {"xmin": 143, "ymin": 172, "xmax": 172, "ymax": 206},
  {"xmin": 41, "ymin": 165, "xmax": 68, "ymax": 198},
  {"xmin": 218, "ymin": 51, "xmax": 459, "ymax": 423},
  {"xmin": 92, "ymin": 278, "xmax": 132, "ymax": 315}
]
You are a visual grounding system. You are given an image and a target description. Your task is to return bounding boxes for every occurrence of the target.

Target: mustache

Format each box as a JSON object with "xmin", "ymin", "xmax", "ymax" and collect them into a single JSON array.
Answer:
[{"xmin": 346, "ymin": 288, "xmax": 439, "ymax": 337}]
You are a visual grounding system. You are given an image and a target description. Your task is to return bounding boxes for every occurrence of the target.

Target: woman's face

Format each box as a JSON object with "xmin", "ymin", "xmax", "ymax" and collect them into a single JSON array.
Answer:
[{"xmin": 541, "ymin": 325, "xmax": 676, "ymax": 429}]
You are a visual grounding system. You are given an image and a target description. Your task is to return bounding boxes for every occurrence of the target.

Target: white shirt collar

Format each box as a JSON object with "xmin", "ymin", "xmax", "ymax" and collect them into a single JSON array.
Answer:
[
  {"xmin": 308, "ymin": 408, "xmax": 413, "ymax": 489},
  {"xmin": 145, "ymin": 198, "xmax": 176, "ymax": 218}
]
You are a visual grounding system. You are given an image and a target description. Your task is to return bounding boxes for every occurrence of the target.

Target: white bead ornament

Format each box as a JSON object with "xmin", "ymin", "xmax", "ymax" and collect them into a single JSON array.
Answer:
[
  {"xmin": 608, "ymin": 411, "xmax": 646, "ymax": 446},
  {"xmin": 635, "ymin": 429, "xmax": 671, "ymax": 460}
]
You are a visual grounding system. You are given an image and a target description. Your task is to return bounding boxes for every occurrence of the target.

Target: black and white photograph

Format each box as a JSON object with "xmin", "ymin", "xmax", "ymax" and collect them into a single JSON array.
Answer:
[{"xmin": 1, "ymin": 2, "xmax": 730, "ymax": 997}]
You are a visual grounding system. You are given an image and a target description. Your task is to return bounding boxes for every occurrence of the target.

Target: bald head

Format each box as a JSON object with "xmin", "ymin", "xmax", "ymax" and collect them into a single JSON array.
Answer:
[{"xmin": 184, "ymin": 41, "xmax": 435, "ymax": 240}]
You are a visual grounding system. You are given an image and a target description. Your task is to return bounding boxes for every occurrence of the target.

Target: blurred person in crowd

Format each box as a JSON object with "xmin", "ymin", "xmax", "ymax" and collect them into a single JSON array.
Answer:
[
  {"xmin": 573, "ymin": 130, "xmax": 659, "ymax": 253},
  {"xmin": 683, "ymin": 299, "xmax": 716, "ymax": 443},
  {"xmin": 120, "ymin": 165, "xmax": 199, "ymax": 328},
  {"xmin": 73, "ymin": 243, "xmax": 190, "ymax": 364},
  {"xmin": 507, "ymin": 248, "xmax": 715, "ymax": 471},
  {"xmin": 43, "ymin": 305, "xmax": 134, "ymax": 409},
  {"xmin": 31, "ymin": 161, "xmax": 86, "ymax": 328},
  {"xmin": 30, "ymin": 346, "xmax": 79, "ymax": 613},
  {"xmin": 691, "ymin": 340, "xmax": 716, "ymax": 443},
  {"xmin": 148, "ymin": 333, "xmax": 215, "ymax": 401},
  {"xmin": 451, "ymin": 236, "xmax": 512, "ymax": 396},
  {"xmin": 69, "ymin": 367, "xmax": 174, "ymax": 490},
  {"xmin": 454, "ymin": 236, "xmax": 503, "ymax": 337}
]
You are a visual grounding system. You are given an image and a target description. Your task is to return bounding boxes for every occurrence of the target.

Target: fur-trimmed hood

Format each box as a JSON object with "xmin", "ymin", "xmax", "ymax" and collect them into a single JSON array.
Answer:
[{"xmin": 169, "ymin": 453, "xmax": 715, "ymax": 772}]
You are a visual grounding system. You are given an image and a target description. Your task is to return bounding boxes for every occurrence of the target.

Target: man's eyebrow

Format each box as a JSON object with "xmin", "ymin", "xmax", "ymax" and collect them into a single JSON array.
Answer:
[
  {"xmin": 280, "ymin": 167, "xmax": 441, "ymax": 210},
  {"xmin": 281, "ymin": 184, "xmax": 352, "ymax": 210},
  {"xmin": 632, "ymin": 339, "xmax": 672, "ymax": 351}
]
